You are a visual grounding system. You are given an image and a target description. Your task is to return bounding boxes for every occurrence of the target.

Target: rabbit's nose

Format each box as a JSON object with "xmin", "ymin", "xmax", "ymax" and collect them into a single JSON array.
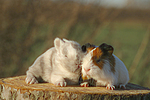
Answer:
[
  {"xmin": 76, "ymin": 64, "xmax": 80, "ymax": 68},
  {"xmin": 84, "ymin": 68, "xmax": 90, "ymax": 72}
]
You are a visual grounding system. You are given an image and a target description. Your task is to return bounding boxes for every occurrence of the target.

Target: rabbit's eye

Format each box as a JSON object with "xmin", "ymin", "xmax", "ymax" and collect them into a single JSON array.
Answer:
[{"xmin": 65, "ymin": 55, "xmax": 68, "ymax": 58}]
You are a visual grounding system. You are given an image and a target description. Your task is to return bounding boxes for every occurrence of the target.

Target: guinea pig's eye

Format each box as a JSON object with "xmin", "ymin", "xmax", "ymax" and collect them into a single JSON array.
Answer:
[{"xmin": 96, "ymin": 59, "xmax": 101, "ymax": 63}]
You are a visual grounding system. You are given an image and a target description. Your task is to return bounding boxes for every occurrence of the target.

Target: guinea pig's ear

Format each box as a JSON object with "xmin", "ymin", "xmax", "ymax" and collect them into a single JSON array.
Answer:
[
  {"xmin": 81, "ymin": 43, "xmax": 92, "ymax": 52},
  {"xmin": 99, "ymin": 43, "xmax": 114, "ymax": 56},
  {"xmin": 54, "ymin": 37, "xmax": 65, "ymax": 51},
  {"xmin": 81, "ymin": 45, "xmax": 86, "ymax": 52},
  {"xmin": 107, "ymin": 45, "xmax": 114, "ymax": 56}
]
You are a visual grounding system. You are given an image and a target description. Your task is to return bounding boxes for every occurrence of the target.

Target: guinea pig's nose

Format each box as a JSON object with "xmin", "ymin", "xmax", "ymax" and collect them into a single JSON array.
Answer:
[{"xmin": 78, "ymin": 65, "xmax": 80, "ymax": 68}]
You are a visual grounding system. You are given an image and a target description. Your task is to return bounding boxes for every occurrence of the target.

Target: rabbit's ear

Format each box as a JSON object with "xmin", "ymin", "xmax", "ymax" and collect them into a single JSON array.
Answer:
[
  {"xmin": 63, "ymin": 38, "xmax": 69, "ymax": 42},
  {"xmin": 54, "ymin": 37, "xmax": 65, "ymax": 51}
]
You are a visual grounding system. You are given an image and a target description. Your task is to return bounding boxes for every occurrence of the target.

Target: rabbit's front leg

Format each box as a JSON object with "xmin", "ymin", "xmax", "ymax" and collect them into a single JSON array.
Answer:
[
  {"xmin": 25, "ymin": 73, "xmax": 38, "ymax": 84},
  {"xmin": 51, "ymin": 74, "xmax": 67, "ymax": 87}
]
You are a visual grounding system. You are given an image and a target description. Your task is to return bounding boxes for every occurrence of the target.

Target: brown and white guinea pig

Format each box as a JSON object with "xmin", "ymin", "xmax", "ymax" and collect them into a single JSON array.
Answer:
[{"xmin": 81, "ymin": 43, "xmax": 129, "ymax": 90}]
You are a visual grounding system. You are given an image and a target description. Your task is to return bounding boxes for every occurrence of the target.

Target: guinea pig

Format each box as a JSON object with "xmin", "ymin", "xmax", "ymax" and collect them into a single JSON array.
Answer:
[
  {"xmin": 80, "ymin": 43, "xmax": 129, "ymax": 90},
  {"xmin": 25, "ymin": 37, "xmax": 84, "ymax": 86}
]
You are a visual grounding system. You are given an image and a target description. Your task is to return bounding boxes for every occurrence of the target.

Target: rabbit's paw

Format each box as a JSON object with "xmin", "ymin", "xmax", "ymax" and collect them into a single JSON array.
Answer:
[
  {"xmin": 25, "ymin": 75, "xmax": 38, "ymax": 84},
  {"xmin": 54, "ymin": 81, "xmax": 67, "ymax": 87},
  {"xmin": 106, "ymin": 84, "xmax": 115, "ymax": 90},
  {"xmin": 80, "ymin": 82, "xmax": 89, "ymax": 87}
]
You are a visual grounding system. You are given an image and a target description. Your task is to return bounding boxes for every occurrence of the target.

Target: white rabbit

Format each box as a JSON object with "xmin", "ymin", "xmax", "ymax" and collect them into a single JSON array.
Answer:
[
  {"xmin": 81, "ymin": 43, "xmax": 129, "ymax": 90},
  {"xmin": 25, "ymin": 37, "xmax": 84, "ymax": 87}
]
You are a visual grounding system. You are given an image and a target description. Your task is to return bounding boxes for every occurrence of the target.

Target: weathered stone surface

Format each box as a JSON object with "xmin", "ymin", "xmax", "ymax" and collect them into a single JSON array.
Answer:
[{"xmin": 0, "ymin": 75, "xmax": 150, "ymax": 100}]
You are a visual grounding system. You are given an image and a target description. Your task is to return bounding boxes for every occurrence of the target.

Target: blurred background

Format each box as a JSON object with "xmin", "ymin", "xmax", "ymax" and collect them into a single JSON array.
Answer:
[{"xmin": 0, "ymin": 0, "xmax": 150, "ymax": 88}]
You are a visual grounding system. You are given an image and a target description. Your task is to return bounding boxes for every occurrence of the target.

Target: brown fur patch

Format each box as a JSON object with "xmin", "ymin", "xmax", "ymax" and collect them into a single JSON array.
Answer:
[
  {"xmin": 91, "ymin": 47, "xmax": 115, "ymax": 72},
  {"xmin": 92, "ymin": 59, "xmax": 105, "ymax": 70},
  {"xmin": 92, "ymin": 47, "xmax": 103, "ymax": 58},
  {"xmin": 108, "ymin": 55, "xmax": 116, "ymax": 73},
  {"xmin": 92, "ymin": 47, "xmax": 104, "ymax": 69},
  {"xmin": 86, "ymin": 47, "xmax": 96, "ymax": 53}
]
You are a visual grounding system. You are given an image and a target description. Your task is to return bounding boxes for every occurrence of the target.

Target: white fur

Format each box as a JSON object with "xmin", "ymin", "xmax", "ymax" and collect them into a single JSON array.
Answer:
[
  {"xmin": 25, "ymin": 37, "xmax": 84, "ymax": 86},
  {"xmin": 82, "ymin": 50, "xmax": 129, "ymax": 89}
]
